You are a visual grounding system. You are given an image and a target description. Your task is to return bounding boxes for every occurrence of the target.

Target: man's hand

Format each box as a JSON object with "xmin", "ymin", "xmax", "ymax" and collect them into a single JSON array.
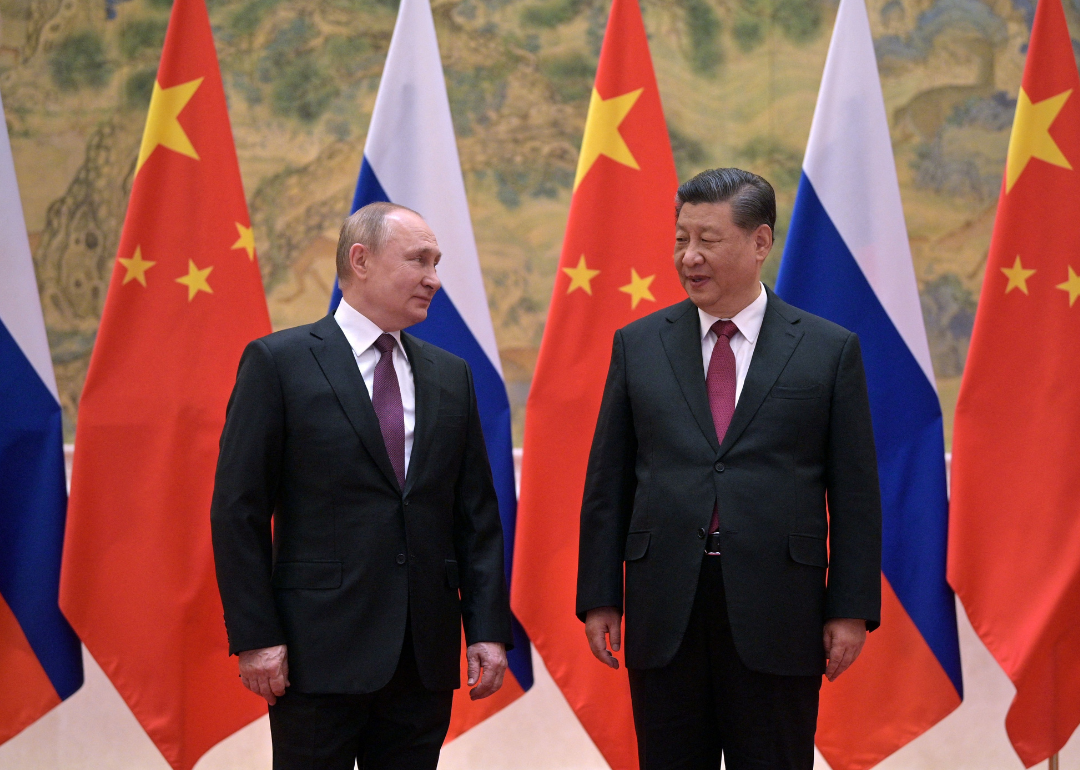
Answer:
[
  {"xmin": 466, "ymin": 642, "xmax": 507, "ymax": 700},
  {"xmin": 823, "ymin": 618, "xmax": 866, "ymax": 681},
  {"xmin": 585, "ymin": 606, "xmax": 622, "ymax": 669},
  {"xmin": 239, "ymin": 644, "xmax": 289, "ymax": 705}
]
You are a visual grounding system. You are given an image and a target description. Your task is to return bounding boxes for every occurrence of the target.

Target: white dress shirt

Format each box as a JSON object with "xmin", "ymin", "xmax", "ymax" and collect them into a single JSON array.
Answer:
[
  {"xmin": 334, "ymin": 299, "xmax": 416, "ymax": 474},
  {"xmin": 699, "ymin": 283, "xmax": 768, "ymax": 405}
]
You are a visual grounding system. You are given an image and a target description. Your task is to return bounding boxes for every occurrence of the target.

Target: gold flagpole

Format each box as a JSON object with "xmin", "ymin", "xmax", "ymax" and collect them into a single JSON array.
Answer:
[{"xmin": 1049, "ymin": 753, "xmax": 1059, "ymax": 770}]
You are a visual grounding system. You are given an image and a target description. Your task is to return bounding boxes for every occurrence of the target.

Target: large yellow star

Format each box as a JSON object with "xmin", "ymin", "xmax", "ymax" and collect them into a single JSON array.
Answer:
[
  {"xmin": 175, "ymin": 259, "xmax": 213, "ymax": 301},
  {"xmin": 619, "ymin": 268, "xmax": 655, "ymax": 309},
  {"xmin": 563, "ymin": 255, "xmax": 600, "ymax": 295},
  {"xmin": 118, "ymin": 245, "xmax": 156, "ymax": 287},
  {"xmin": 232, "ymin": 222, "xmax": 256, "ymax": 261},
  {"xmin": 1057, "ymin": 265, "xmax": 1080, "ymax": 306},
  {"xmin": 136, "ymin": 77, "xmax": 204, "ymax": 174},
  {"xmin": 1001, "ymin": 255, "xmax": 1036, "ymax": 294},
  {"xmin": 1005, "ymin": 87, "xmax": 1073, "ymax": 193},
  {"xmin": 573, "ymin": 87, "xmax": 644, "ymax": 191}
]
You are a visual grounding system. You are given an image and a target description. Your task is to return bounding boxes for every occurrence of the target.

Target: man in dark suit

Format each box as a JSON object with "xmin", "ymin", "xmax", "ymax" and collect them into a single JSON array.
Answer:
[
  {"xmin": 577, "ymin": 168, "xmax": 882, "ymax": 770},
  {"xmin": 211, "ymin": 201, "xmax": 512, "ymax": 770}
]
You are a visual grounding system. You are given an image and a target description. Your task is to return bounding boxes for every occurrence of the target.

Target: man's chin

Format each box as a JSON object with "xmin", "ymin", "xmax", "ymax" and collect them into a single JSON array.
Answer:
[{"xmin": 405, "ymin": 305, "xmax": 430, "ymax": 327}]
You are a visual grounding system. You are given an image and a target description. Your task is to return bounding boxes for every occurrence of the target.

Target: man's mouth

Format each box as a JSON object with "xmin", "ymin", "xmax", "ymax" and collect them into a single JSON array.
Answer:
[{"xmin": 686, "ymin": 274, "xmax": 710, "ymax": 288}]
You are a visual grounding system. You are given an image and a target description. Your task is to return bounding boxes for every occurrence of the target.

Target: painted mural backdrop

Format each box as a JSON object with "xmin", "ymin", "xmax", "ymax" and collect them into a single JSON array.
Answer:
[{"xmin": 0, "ymin": 0, "xmax": 1067, "ymax": 444}]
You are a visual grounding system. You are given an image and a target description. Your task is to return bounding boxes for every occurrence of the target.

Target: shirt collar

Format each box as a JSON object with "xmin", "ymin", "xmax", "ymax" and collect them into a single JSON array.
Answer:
[
  {"xmin": 698, "ymin": 282, "xmax": 768, "ymax": 344},
  {"xmin": 334, "ymin": 298, "xmax": 403, "ymax": 357}
]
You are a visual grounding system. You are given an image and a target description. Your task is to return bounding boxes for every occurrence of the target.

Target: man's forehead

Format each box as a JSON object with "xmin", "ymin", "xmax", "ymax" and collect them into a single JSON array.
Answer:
[{"xmin": 677, "ymin": 202, "xmax": 732, "ymax": 229}]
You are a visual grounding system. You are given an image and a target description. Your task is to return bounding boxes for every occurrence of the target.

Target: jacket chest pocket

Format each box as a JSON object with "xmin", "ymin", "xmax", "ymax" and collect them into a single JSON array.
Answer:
[{"xmin": 770, "ymin": 384, "xmax": 824, "ymax": 400}]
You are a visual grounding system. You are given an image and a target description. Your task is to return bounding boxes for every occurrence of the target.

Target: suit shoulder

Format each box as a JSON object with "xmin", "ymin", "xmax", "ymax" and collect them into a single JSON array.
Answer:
[
  {"xmin": 793, "ymin": 310, "xmax": 854, "ymax": 343},
  {"xmin": 769, "ymin": 294, "xmax": 854, "ymax": 345},
  {"xmin": 402, "ymin": 333, "xmax": 470, "ymax": 372},
  {"xmin": 618, "ymin": 299, "xmax": 696, "ymax": 338},
  {"xmin": 252, "ymin": 318, "xmax": 332, "ymax": 355}
]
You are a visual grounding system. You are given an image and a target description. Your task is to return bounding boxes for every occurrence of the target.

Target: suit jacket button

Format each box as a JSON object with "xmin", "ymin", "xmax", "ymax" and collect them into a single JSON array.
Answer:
[
  {"xmin": 714, "ymin": 461, "xmax": 725, "ymax": 472},
  {"xmin": 697, "ymin": 527, "xmax": 706, "ymax": 539},
  {"xmin": 396, "ymin": 553, "xmax": 406, "ymax": 565}
]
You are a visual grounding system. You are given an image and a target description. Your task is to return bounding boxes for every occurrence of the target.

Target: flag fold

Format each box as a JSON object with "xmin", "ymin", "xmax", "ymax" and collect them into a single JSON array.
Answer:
[
  {"xmin": 0, "ymin": 87, "xmax": 83, "ymax": 748},
  {"xmin": 513, "ymin": 0, "xmax": 682, "ymax": 767},
  {"xmin": 60, "ymin": 0, "xmax": 271, "ymax": 767},
  {"xmin": 949, "ymin": 0, "xmax": 1080, "ymax": 762}
]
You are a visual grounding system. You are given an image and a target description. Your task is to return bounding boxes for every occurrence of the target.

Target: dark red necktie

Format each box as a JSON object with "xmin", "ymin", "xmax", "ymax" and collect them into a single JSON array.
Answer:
[
  {"xmin": 372, "ymin": 334, "xmax": 405, "ymax": 488},
  {"xmin": 707, "ymin": 320, "xmax": 739, "ymax": 536}
]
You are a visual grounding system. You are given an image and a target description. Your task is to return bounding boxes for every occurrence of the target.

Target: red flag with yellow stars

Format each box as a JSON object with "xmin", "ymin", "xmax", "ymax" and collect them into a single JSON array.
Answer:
[
  {"xmin": 59, "ymin": 0, "xmax": 270, "ymax": 767},
  {"xmin": 949, "ymin": 0, "xmax": 1080, "ymax": 763},
  {"xmin": 511, "ymin": 1, "xmax": 681, "ymax": 767}
]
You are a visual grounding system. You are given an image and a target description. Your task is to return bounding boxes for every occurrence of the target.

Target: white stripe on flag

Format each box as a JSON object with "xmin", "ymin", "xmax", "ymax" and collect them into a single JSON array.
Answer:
[
  {"xmin": 0, "ymin": 92, "xmax": 59, "ymax": 400},
  {"xmin": 801, "ymin": 0, "xmax": 936, "ymax": 388}
]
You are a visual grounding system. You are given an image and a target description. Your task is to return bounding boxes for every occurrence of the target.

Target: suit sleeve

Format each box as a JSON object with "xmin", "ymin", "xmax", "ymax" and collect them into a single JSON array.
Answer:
[
  {"xmin": 453, "ymin": 361, "xmax": 514, "ymax": 648},
  {"xmin": 824, "ymin": 332, "xmax": 883, "ymax": 630},
  {"xmin": 210, "ymin": 338, "xmax": 288, "ymax": 655},
  {"xmin": 576, "ymin": 329, "xmax": 638, "ymax": 621}
]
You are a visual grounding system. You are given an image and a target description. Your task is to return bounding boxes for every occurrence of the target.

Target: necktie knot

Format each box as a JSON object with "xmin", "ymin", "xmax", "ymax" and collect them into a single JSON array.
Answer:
[
  {"xmin": 711, "ymin": 320, "xmax": 739, "ymax": 342},
  {"xmin": 374, "ymin": 333, "xmax": 396, "ymax": 356}
]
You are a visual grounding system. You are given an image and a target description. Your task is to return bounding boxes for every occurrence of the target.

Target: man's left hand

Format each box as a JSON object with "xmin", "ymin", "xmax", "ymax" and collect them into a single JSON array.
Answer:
[
  {"xmin": 466, "ymin": 642, "xmax": 507, "ymax": 700},
  {"xmin": 823, "ymin": 618, "xmax": 867, "ymax": 681}
]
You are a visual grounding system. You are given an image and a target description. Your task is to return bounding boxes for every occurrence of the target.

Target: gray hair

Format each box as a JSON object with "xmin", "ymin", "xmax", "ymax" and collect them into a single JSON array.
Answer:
[
  {"xmin": 675, "ymin": 168, "xmax": 776, "ymax": 234},
  {"xmin": 335, "ymin": 201, "xmax": 421, "ymax": 282}
]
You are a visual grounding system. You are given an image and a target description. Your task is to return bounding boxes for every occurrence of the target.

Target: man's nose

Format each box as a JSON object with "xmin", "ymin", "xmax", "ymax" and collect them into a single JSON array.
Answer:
[
  {"xmin": 423, "ymin": 268, "xmax": 441, "ymax": 292},
  {"xmin": 681, "ymin": 244, "xmax": 704, "ymax": 266}
]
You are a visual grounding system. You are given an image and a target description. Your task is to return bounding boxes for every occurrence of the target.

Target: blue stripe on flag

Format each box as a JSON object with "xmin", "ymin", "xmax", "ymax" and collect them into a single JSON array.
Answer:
[
  {"xmin": 331, "ymin": 159, "xmax": 533, "ymax": 688},
  {"xmin": 777, "ymin": 174, "xmax": 962, "ymax": 694},
  {"xmin": 0, "ymin": 319, "xmax": 83, "ymax": 698}
]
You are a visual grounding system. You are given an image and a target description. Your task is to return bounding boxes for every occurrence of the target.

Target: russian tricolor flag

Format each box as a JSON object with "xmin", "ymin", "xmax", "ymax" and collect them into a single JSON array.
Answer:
[
  {"xmin": 0, "ymin": 91, "xmax": 83, "ymax": 744},
  {"xmin": 329, "ymin": 0, "xmax": 533, "ymax": 734},
  {"xmin": 775, "ymin": 0, "xmax": 962, "ymax": 767}
]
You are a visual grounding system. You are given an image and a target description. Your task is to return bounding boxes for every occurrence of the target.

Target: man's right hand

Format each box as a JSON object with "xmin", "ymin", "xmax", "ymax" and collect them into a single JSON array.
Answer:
[
  {"xmin": 239, "ymin": 644, "xmax": 289, "ymax": 705},
  {"xmin": 585, "ymin": 607, "xmax": 622, "ymax": 669}
]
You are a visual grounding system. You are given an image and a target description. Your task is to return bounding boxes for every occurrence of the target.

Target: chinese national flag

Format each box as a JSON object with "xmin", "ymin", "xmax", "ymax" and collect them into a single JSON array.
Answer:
[
  {"xmin": 511, "ymin": 1, "xmax": 682, "ymax": 767},
  {"xmin": 948, "ymin": 0, "xmax": 1080, "ymax": 763},
  {"xmin": 59, "ymin": 0, "xmax": 271, "ymax": 768}
]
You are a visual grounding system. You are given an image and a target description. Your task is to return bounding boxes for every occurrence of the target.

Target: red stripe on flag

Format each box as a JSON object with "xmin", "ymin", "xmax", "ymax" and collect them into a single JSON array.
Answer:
[
  {"xmin": 816, "ymin": 574, "xmax": 960, "ymax": 770},
  {"xmin": 0, "ymin": 592, "xmax": 61, "ymax": 745}
]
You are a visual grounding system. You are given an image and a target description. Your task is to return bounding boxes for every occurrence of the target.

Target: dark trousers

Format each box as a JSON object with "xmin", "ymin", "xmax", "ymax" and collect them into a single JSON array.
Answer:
[
  {"xmin": 628, "ymin": 556, "xmax": 821, "ymax": 770},
  {"xmin": 268, "ymin": 630, "xmax": 453, "ymax": 770}
]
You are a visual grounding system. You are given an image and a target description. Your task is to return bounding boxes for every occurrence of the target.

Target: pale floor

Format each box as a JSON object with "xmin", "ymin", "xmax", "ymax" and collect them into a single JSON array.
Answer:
[{"xmin": 1, "ymin": 600, "xmax": 1078, "ymax": 770}]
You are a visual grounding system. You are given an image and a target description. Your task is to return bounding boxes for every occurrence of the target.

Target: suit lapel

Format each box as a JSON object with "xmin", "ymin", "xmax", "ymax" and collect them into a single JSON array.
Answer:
[
  {"xmin": 660, "ymin": 300, "xmax": 720, "ymax": 454},
  {"xmin": 401, "ymin": 333, "xmax": 440, "ymax": 497},
  {"xmin": 717, "ymin": 288, "xmax": 804, "ymax": 457},
  {"xmin": 308, "ymin": 315, "xmax": 401, "ymax": 491}
]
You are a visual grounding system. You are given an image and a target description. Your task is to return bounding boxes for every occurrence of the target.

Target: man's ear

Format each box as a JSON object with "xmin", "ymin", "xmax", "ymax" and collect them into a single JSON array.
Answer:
[
  {"xmin": 754, "ymin": 224, "xmax": 774, "ymax": 260},
  {"xmin": 348, "ymin": 242, "xmax": 370, "ymax": 282}
]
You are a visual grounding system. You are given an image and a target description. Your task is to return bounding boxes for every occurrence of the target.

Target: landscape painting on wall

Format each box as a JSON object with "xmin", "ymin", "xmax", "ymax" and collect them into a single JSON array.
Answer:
[{"xmin": 1, "ymin": 0, "xmax": 1065, "ymax": 445}]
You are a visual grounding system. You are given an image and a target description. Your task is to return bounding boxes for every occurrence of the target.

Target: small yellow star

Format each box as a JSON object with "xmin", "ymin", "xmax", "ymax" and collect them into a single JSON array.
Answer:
[
  {"xmin": 118, "ymin": 245, "xmax": 156, "ymax": 287},
  {"xmin": 1057, "ymin": 265, "xmax": 1080, "ymax": 306},
  {"xmin": 232, "ymin": 222, "xmax": 256, "ymax": 261},
  {"xmin": 136, "ymin": 77, "xmax": 204, "ymax": 174},
  {"xmin": 619, "ymin": 268, "xmax": 656, "ymax": 310},
  {"xmin": 563, "ymin": 255, "xmax": 600, "ymax": 295},
  {"xmin": 1006, "ymin": 87, "xmax": 1073, "ymax": 193},
  {"xmin": 574, "ymin": 87, "xmax": 644, "ymax": 191},
  {"xmin": 175, "ymin": 259, "xmax": 213, "ymax": 301},
  {"xmin": 1001, "ymin": 256, "xmax": 1036, "ymax": 294}
]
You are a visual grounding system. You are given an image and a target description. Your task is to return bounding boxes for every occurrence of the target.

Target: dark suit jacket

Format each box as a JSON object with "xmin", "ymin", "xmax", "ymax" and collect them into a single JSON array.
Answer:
[
  {"xmin": 576, "ymin": 288, "xmax": 882, "ymax": 676},
  {"xmin": 211, "ymin": 314, "xmax": 513, "ymax": 694}
]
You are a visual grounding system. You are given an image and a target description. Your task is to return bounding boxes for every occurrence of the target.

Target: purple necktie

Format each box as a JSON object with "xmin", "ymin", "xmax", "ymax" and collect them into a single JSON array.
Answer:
[
  {"xmin": 372, "ymin": 334, "xmax": 405, "ymax": 488},
  {"xmin": 707, "ymin": 320, "xmax": 739, "ymax": 537}
]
